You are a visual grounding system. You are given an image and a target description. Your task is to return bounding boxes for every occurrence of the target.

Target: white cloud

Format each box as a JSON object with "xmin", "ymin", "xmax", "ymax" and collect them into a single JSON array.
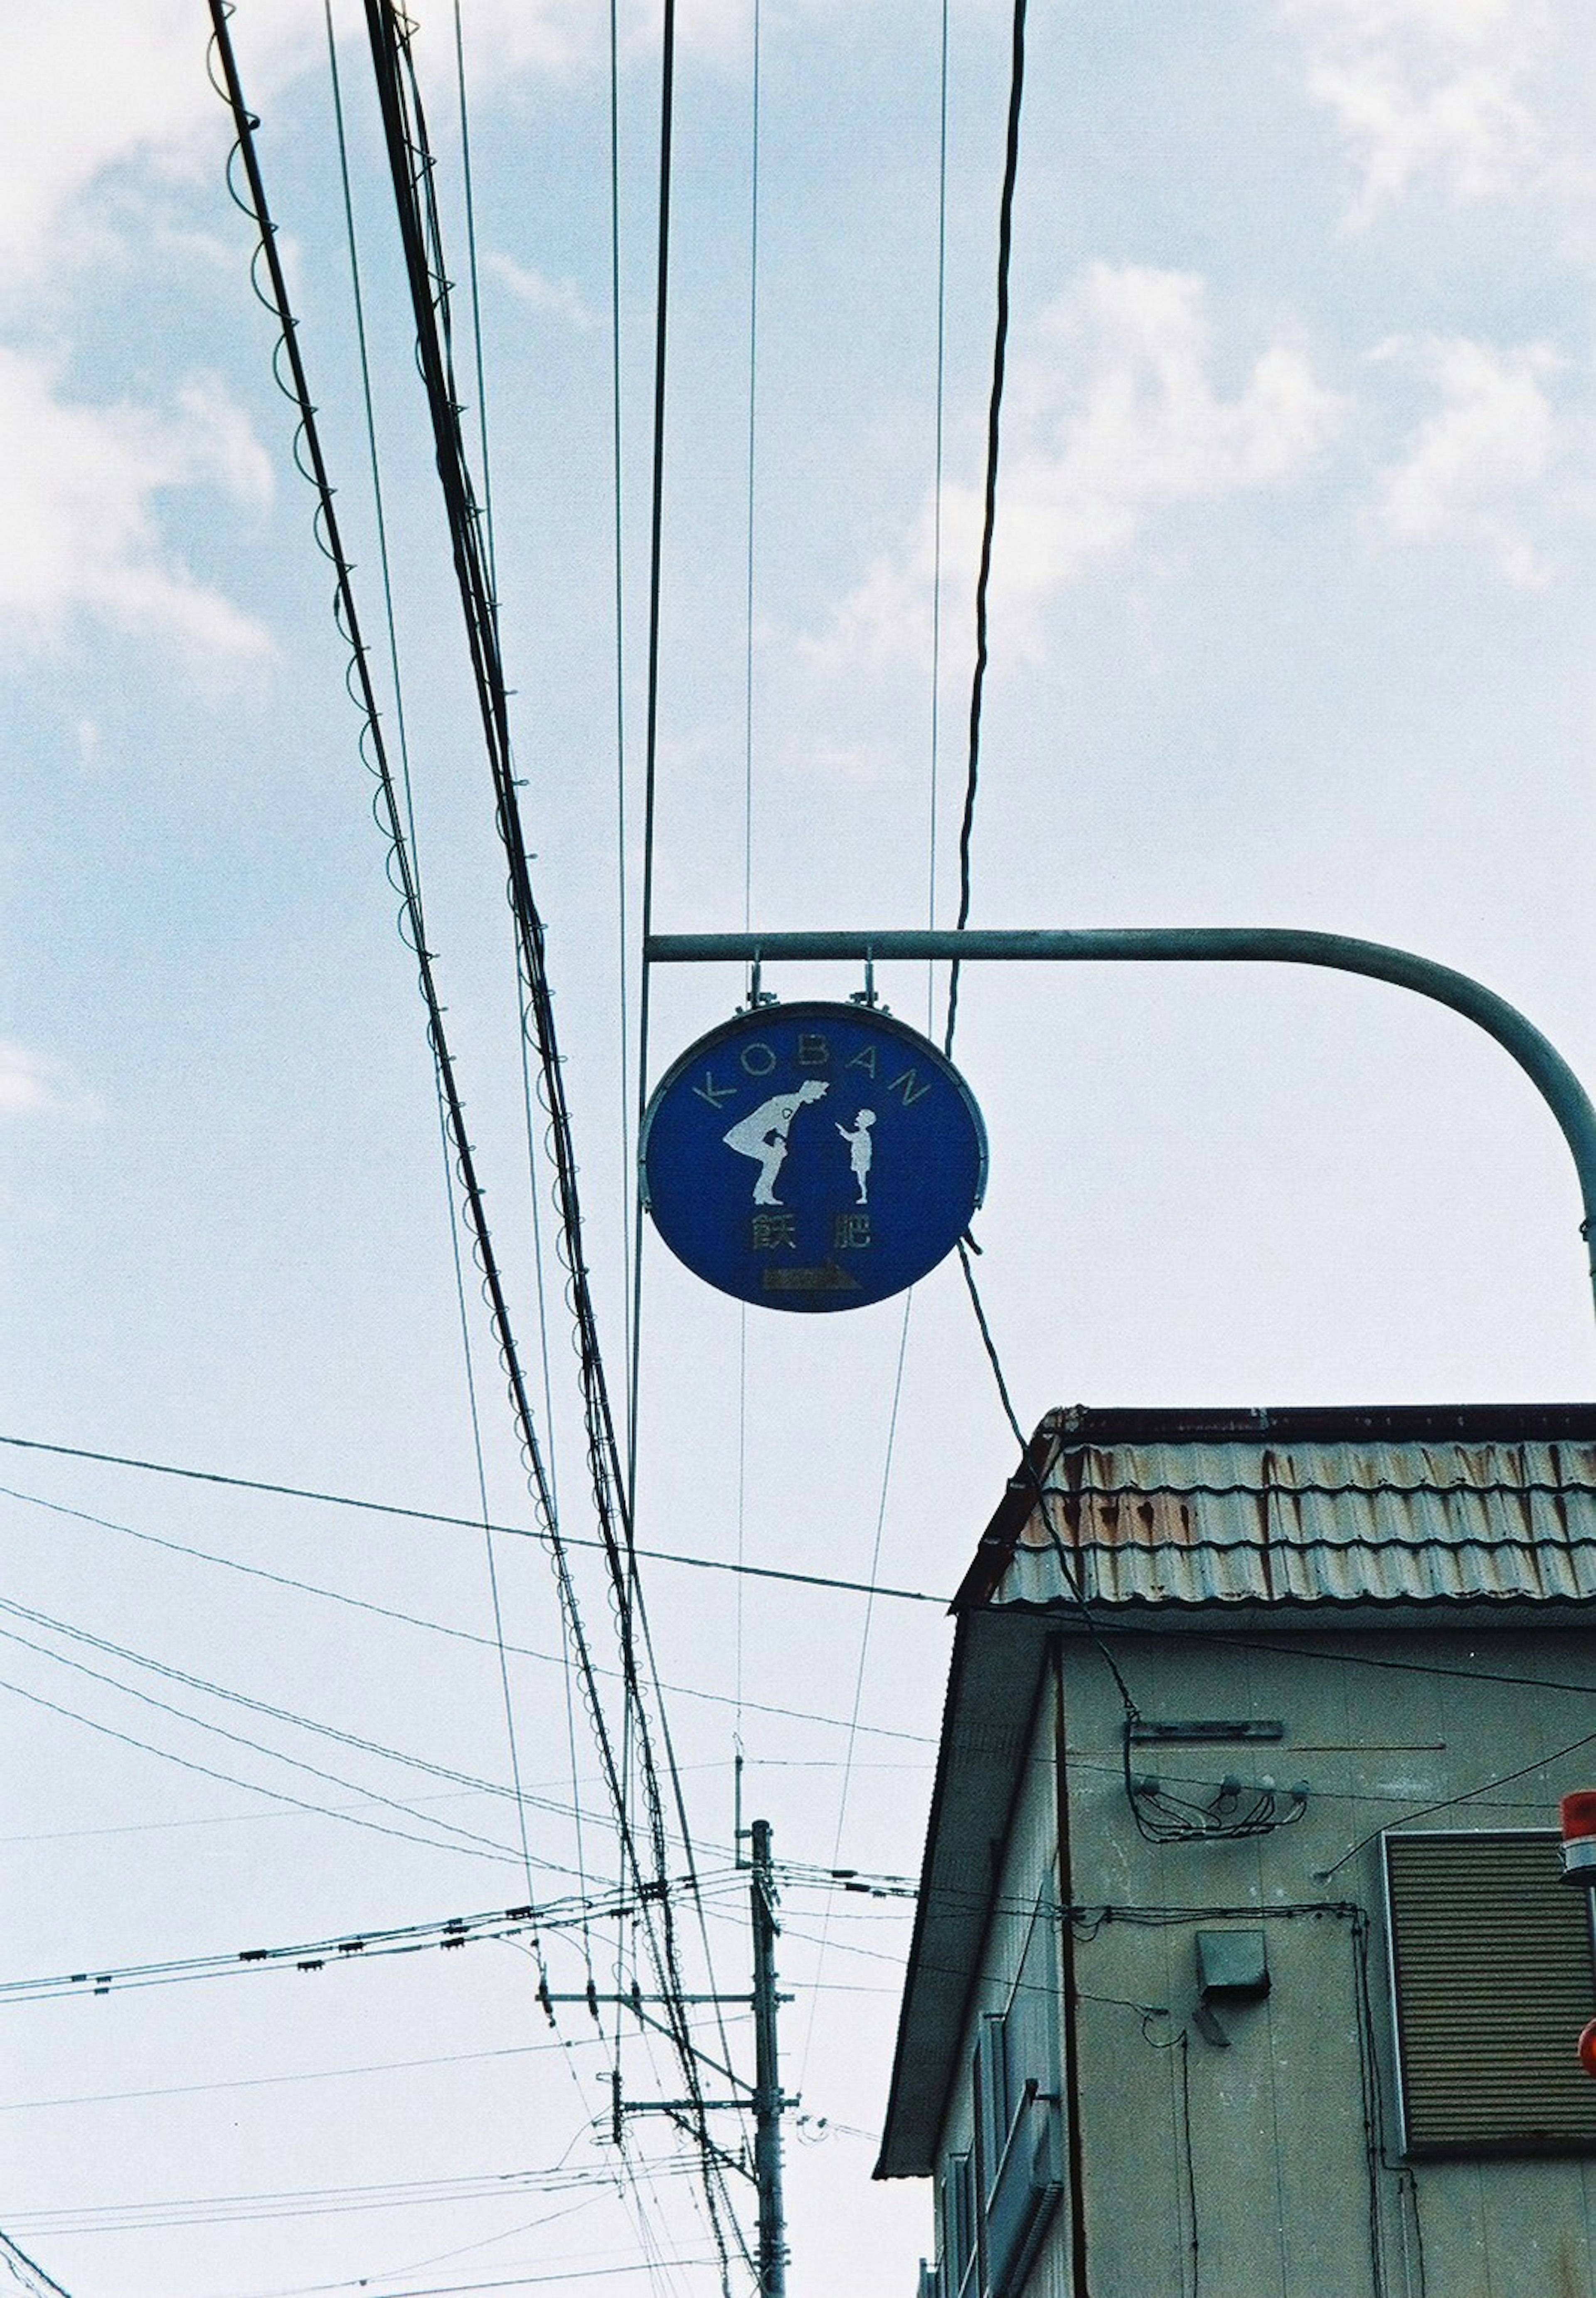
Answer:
[
  {"xmin": 0, "ymin": 348, "xmax": 273, "ymax": 659},
  {"xmin": 828, "ymin": 264, "xmax": 1344, "ymax": 662},
  {"xmin": 0, "ymin": 1042, "xmax": 95, "ymax": 1121},
  {"xmin": 483, "ymin": 251, "xmax": 597, "ymax": 330},
  {"xmin": 422, "ymin": 0, "xmax": 611, "ymax": 79},
  {"xmin": 1369, "ymin": 335, "xmax": 1562, "ymax": 586},
  {"xmin": 1288, "ymin": 0, "xmax": 1553, "ymax": 220},
  {"xmin": 0, "ymin": 2, "xmax": 321, "ymax": 297},
  {"xmin": 0, "ymin": 3, "xmax": 620, "ymax": 298}
]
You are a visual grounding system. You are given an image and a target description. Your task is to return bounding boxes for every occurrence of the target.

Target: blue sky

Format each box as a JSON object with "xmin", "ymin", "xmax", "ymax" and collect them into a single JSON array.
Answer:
[{"xmin": 2, "ymin": 2, "xmax": 1596, "ymax": 2294}]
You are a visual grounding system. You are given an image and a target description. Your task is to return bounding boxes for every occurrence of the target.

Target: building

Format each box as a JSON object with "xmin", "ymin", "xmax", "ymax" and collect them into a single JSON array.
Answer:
[{"xmin": 878, "ymin": 1404, "xmax": 1596, "ymax": 2298}]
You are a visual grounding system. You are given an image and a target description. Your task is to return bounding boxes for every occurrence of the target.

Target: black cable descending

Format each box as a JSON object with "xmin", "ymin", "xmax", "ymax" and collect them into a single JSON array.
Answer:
[
  {"xmin": 0, "ymin": 2231, "xmax": 71, "ymax": 2298},
  {"xmin": 353, "ymin": 12, "xmax": 738, "ymax": 2279},
  {"xmin": 201, "ymin": 11, "xmax": 703, "ymax": 2171},
  {"xmin": 944, "ymin": 0, "xmax": 1028, "ymax": 1057},
  {"xmin": 956, "ymin": 1243, "xmax": 1140, "ymax": 1732},
  {"xmin": 204, "ymin": 3, "xmax": 636, "ymax": 1908},
  {"xmin": 330, "ymin": 20, "xmax": 565, "ymax": 2013}
]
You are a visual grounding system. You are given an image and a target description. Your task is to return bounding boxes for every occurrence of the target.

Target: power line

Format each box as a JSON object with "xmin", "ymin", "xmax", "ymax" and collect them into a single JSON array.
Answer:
[
  {"xmin": 0, "ymin": 1618, "xmax": 525, "ymax": 1866},
  {"xmin": 353, "ymin": 15, "xmax": 738, "ymax": 2278},
  {"xmin": 8, "ymin": 2176, "xmax": 631, "ymax": 2239},
  {"xmin": 323, "ymin": 10, "xmax": 562, "ymax": 1931},
  {"xmin": 0, "ymin": 2233, "xmax": 71, "ymax": 2298},
  {"xmin": 0, "ymin": 1475, "xmax": 938, "ymax": 1748},
  {"xmin": 927, "ymin": 0, "xmax": 951, "ymax": 959},
  {"xmin": 797, "ymin": 1300, "xmax": 914, "ymax": 2093},
  {"xmin": 0, "ymin": 1881, "xmax": 669, "ymax": 2007},
  {"xmin": 203, "ymin": 0, "xmax": 588, "ymax": 1912},
  {"xmin": 0, "ymin": 1672, "xmax": 523, "ymax": 1870},
  {"xmin": 0, "ymin": 1592, "xmax": 528, "ymax": 1813},
  {"xmin": 0, "ymin": 1433, "xmax": 946, "ymax": 1606},
  {"xmin": 224, "ymin": 2262, "xmax": 720, "ymax": 2298},
  {"xmin": 0, "ymin": 2038, "xmax": 586, "ymax": 2115},
  {"xmin": 20, "ymin": 1439, "xmax": 1594, "ymax": 1720}
]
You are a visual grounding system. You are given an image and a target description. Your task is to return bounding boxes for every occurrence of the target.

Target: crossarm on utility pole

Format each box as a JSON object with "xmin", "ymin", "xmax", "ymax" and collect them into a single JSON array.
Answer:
[{"xmin": 646, "ymin": 926, "xmax": 1596, "ymax": 1332}]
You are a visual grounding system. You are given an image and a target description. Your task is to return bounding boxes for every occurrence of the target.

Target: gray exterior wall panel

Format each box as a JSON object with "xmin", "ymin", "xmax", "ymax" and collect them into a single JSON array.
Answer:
[{"xmin": 888, "ymin": 1412, "xmax": 1596, "ymax": 2298}]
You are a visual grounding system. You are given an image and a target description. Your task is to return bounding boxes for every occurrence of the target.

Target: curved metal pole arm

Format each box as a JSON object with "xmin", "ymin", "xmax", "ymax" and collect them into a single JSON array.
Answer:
[{"xmin": 646, "ymin": 926, "xmax": 1596, "ymax": 1327}]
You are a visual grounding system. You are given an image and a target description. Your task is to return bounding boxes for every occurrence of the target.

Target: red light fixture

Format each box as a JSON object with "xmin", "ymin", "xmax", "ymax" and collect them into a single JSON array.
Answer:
[
  {"xmin": 1579, "ymin": 2020, "xmax": 1596, "ymax": 2080},
  {"xmin": 1559, "ymin": 1791, "xmax": 1596, "ymax": 1885}
]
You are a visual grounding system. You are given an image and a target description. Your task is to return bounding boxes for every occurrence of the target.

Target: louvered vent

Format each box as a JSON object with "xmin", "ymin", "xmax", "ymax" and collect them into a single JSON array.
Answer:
[{"xmin": 1385, "ymin": 1831, "xmax": 1596, "ymax": 2155}]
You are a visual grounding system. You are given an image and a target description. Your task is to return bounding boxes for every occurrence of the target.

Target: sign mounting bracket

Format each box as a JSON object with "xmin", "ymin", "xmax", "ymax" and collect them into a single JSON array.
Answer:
[{"xmin": 645, "ymin": 924, "xmax": 1596, "ymax": 1333}]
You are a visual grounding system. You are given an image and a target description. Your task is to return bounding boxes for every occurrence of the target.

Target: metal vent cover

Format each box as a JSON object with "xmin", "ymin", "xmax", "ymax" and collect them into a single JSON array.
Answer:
[{"xmin": 1385, "ymin": 1831, "xmax": 1596, "ymax": 2155}]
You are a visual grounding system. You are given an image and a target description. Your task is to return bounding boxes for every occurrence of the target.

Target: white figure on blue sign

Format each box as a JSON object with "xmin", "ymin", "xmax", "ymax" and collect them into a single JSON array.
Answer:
[
  {"xmin": 722, "ymin": 1081, "xmax": 830, "ymax": 1205},
  {"xmin": 836, "ymin": 1109, "xmax": 876, "ymax": 1204}
]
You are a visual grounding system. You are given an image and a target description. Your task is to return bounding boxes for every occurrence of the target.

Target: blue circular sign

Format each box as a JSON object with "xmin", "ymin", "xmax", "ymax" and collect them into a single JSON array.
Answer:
[{"xmin": 641, "ymin": 1001, "xmax": 987, "ymax": 1313}]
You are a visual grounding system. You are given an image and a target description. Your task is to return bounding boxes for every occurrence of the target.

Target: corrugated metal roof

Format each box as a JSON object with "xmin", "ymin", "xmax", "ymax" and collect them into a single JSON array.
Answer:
[{"xmin": 985, "ymin": 1420, "xmax": 1596, "ymax": 1612}]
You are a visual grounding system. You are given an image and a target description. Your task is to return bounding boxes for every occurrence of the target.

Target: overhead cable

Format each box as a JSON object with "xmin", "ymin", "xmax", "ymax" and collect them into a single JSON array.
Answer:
[
  {"xmin": 354, "ymin": 11, "xmax": 735, "ymax": 2278},
  {"xmin": 0, "ymin": 1435, "xmax": 945, "ymax": 1606},
  {"xmin": 0, "ymin": 1882, "xmax": 667, "ymax": 2007},
  {"xmin": 203, "ymin": 16, "xmax": 695, "ymax": 2180},
  {"xmin": 0, "ymin": 1617, "xmax": 522, "ymax": 1865},
  {"xmin": 203, "ymin": 2, "xmax": 578, "ymax": 1897},
  {"xmin": 0, "ymin": 1672, "xmax": 524, "ymax": 1869},
  {"xmin": 0, "ymin": 1474, "xmax": 939, "ymax": 1739},
  {"xmin": 0, "ymin": 2234, "xmax": 71, "ymax": 2298}
]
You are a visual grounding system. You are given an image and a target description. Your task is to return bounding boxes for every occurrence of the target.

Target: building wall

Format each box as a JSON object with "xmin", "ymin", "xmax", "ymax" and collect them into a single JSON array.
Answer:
[
  {"xmin": 930, "ymin": 1671, "xmax": 1073, "ymax": 2298},
  {"xmin": 926, "ymin": 1624, "xmax": 1596, "ymax": 2298}
]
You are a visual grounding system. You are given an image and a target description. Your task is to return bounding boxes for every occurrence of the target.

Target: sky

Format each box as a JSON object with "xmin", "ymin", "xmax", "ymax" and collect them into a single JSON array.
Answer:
[{"xmin": 2, "ymin": 1, "xmax": 1596, "ymax": 2294}]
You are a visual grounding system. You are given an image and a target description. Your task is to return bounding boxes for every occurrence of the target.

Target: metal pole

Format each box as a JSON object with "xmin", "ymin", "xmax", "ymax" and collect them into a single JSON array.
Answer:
[
  {"xmin": 750, "ymin": 1817, "xmax": 787, "ymax": 2298},
  {"xmin": 645, "ymin": 926, "xmax": 1596, "ymax": 1326}
]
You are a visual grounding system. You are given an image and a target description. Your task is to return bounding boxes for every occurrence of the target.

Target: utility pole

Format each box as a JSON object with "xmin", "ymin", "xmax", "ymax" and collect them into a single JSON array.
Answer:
[
  {"xmin": 609, "ymin": 1810, "xmax": 791, "ymax": 2287},
  {"xmin": 750, "ymin": 1817, "xmax": 788, "ymax": 2298}
]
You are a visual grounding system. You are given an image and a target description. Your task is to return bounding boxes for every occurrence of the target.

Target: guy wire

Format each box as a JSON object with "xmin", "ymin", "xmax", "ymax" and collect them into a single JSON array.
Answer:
[{"xmin": 944, "ymin": 0, "xmax": 1028, "ymax": 1057}]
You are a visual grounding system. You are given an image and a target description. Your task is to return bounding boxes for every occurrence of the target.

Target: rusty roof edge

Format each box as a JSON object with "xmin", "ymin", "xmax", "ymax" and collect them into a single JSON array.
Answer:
[
  {"xmin": 978, "ymin": 1595, "xmax": 1596, "ymax": 1633},
  {"xmin": 1053, "ymin": 1476, "xmax": 1596, "ymax": 1499},
  {"xmin": 1032, "ymin": 1402, "xmax": 1596, "ymax": 1446},
  {"xmin": 950, "ymin": 1412, "xmax": 1068, "ymax": 1612}
]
